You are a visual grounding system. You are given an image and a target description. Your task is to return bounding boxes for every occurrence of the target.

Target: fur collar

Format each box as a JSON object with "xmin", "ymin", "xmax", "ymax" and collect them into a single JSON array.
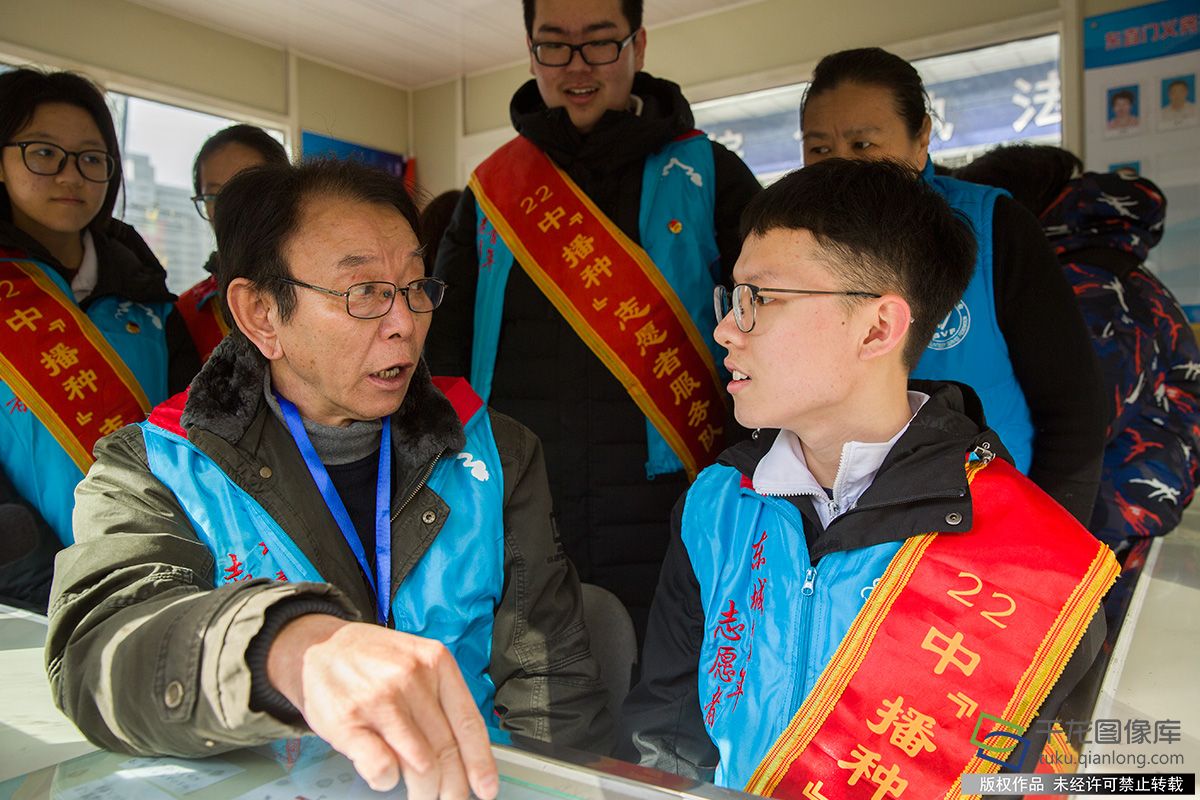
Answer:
[{"xmin": 182, "ymin": 332, "xmax": 465, "ymax": 471}]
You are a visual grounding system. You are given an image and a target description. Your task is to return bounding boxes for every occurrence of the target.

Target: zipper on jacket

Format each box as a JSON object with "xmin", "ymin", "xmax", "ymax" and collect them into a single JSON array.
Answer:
[
  {"xmin": 826, "ymin": 444, "xmax": 851, "ymax": 517},
  {"xmin": 789, "ymin": 563, "xmax": 818, "ymax": 714},
  {"xmin": 801, "ymin": 567, "xmax": 817, "ymax": 596},
  {"xmin": 392, "ymin": 451, "xmax": 441, "ymax": 524}
]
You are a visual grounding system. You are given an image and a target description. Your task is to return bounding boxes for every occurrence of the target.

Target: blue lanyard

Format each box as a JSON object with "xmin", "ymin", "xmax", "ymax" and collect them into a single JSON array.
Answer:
[{"xmin": 276, "ymin": 394, "xmax": 392, "ymax": 625}]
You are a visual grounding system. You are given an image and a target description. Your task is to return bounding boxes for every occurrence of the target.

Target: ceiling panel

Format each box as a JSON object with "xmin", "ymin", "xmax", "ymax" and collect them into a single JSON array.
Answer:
[{"xmin": 127, "ymin": 0, "xmax": 748, "ymax": 88}]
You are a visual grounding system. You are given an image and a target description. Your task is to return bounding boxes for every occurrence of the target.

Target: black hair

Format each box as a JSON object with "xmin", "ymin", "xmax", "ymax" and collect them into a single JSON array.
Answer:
[
  {"xmin": 740, "ymin": 159, "xmax": 976, "ymax": 369},
  {"xmin": 1110, "ymin": 89, "xmax": 1136, "ymax": 108},
  {"xmin": 954, "ymin": 144, "xmax": 1083, "ymax": 218},
  {"xmin": 1167, "ymin": 79, "xmax": 1188, "ymax": 93},
  {"xmin": 214, "ymin": 159, "xmax": 420, "ymax": 323},
  {"xmin": 419, "ymin": 190, "xmax": 462, "ymax": 274},
  {"xmin": 801, "ymin": 47, "xmax": 929, "ymax": 139},
  {"xmin": 192, "ymin": 124, "xmax": 289, "ymax": 196},
  {"xmin": 0, "ymin": 68, "xmax": 123, "ymax": 234},
  {"xmin": 522, "ymin": 0, "xmax": 643, "ymax": 36}
]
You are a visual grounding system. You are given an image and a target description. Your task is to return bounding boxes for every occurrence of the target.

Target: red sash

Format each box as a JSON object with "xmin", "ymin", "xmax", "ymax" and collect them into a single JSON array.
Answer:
[
  {"xmin": 746, "ymin": 457, "xmax": 1118, "ymax": 800},
  {"xmin": 0, "ymin": 258, "xmax": 151, "ymax": 471},
  {"xmin": 176, "ymin": 275, "xmax": 229, "ymax": 363},
  {"xmin": 470, "ymin": 137, "xmax": 725, "ymax": 479}
]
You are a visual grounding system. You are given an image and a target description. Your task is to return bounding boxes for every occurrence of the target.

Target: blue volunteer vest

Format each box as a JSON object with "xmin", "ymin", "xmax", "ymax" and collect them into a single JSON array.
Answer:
[
  {"xmin": 911, "ymin": 160, "xmax": 1034, "ymax": 472},
  {"xmin": 138, "ymin": 386, "xmax": 506, "ymax": 720},
  {"xmin": 681, "ymin": 464, "xmax": 902, "ymax": 789},
  {"xmin": 0, "ymin": 256, "xmax": 171, "ymax": 545},
  {"xmin": 471, "ymin": 133, "xmax": 724, "ymax": 477}
]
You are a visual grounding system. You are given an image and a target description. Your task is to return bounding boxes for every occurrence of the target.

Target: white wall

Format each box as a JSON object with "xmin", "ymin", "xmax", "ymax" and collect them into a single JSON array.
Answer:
[{"xmin": 2, "ymin": 0, "xmax": 411, "ymax": 155}]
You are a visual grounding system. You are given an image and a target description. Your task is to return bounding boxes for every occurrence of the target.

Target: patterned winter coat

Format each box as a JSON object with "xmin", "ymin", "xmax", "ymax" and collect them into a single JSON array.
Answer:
[{"xmin": 1042, "ymin": 172, "xmax": 1200, "ymax": 544}]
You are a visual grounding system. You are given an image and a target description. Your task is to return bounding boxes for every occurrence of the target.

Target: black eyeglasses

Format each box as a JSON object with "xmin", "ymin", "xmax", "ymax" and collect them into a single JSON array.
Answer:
[
  {"xmin": 714, "ymin": 283, "xmax": 882, "ymax": 333},
  {"xmin": 3, "ymin": 141, "xmax": 115, "ymax": 183},
  {"xmin": 191, "ymin": 192, "xmax": 218, "ymax": 220},
  {"xmin": 280, "ymin": 277, "xmax": 446, "ymax": 320},
  {"xmin": 530, "ymin": 30, "xmax": 638, "ymax": 66}
]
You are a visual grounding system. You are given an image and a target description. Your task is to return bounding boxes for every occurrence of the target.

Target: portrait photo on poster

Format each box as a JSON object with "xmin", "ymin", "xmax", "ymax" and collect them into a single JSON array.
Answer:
[
  {"xmin": 1105, "ymin": 83, "xmax": 1142, "ymax": 136},
  {"xmin": 1158, "ymin": 73, "xmax": 1198, "ymax": 131},
  {"xmin": 1108, "ymin": 160, "xmax": 1143, "ymax": 177}
]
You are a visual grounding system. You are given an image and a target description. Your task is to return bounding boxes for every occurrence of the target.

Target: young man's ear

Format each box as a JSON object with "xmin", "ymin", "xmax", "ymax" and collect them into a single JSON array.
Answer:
[
  {"xmin": 858, "ymin": 294, "xmax": 912, "ymax": 362},
  {"xmin": 227, "ymin": 277, "xmax": 283, "ymax": 360},
  {"xmin": 633, "ymin": 27, "xmax": 648, "ymax": 72}
]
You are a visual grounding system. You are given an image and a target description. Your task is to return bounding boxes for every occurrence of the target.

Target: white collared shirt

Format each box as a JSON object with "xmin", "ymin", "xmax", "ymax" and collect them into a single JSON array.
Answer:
[
  {"xmin": 751, "ymin": 391, "xmax": 930, "ymax": 529},
  {"xmin": 70, "ymin": 230, "xmax": 99, "ymax": 303}
]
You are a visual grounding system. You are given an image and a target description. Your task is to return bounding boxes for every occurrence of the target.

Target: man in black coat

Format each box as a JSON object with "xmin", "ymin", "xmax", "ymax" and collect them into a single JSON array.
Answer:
[{"xmin": 428, "ymin": 0, "xmax": 762, "ymax": 641}]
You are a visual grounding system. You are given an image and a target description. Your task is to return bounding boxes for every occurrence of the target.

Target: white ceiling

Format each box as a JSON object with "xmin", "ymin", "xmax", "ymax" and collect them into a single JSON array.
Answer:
[{"xmin": 127, "ymin": 0, "xmax": 749, "ymax": 89}]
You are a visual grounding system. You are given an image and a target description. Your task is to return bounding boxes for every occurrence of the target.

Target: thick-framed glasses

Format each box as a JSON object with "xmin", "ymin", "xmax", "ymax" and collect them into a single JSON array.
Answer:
[
  {"xmin": 3, "ymin": 141, "xmax": 115, "ymax": 183},
  {"xmin": 279, "ymin": 277, "xmax": 446, "ymax": 320},
  {"xmin": 530, "ymin": 30, "xmax": 638, "ymax": 66},
  {"xmin": 714, "ymin": 283, "xmax": 882, "ymax": 333},
  {"xmin": 191, "ymin": 192, "xmax": 218, "ymax": 220}
]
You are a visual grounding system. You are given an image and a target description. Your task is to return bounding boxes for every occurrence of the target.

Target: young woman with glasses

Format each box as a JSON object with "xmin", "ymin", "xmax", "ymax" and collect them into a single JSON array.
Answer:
[
  {"xmin": 179, "ymin": 125, "xmax": 290, "ymax": 362},
  {"xmin": 0, "ymin": 68, "xmax": 199, "ymax": 610}
]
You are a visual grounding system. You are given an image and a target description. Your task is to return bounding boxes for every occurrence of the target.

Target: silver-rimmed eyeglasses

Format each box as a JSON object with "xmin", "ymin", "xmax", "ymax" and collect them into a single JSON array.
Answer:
[
  {"xmin": 280, "ymin": 277, "xmax": 446, "ymax": 320},
  {"xmin": 530, "ymin": 30, "xmax": 638, "ymax": 66},
  {"xmin": 2, "ymin": 141, "xmax": 115, "ymax": 183},
  {"xmin": 714, "ymin": 283, "xmax": 882, "ymax": 333}
]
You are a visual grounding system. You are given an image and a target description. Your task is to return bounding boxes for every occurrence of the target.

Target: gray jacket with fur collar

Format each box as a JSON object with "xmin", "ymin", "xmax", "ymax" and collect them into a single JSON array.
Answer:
[{"xmin": 46, "ymin": 333, "xmax": 612, "ymax": 757}]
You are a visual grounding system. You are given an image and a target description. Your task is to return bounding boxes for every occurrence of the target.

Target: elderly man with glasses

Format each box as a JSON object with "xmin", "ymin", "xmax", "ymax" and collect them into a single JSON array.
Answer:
[
  {"xmin": 47, "ymin": 159, "xmax": 611, "ymax": 799},
  {"xmin": 427, "ymin": 0, "xmax": 763, "ymax": 647}
]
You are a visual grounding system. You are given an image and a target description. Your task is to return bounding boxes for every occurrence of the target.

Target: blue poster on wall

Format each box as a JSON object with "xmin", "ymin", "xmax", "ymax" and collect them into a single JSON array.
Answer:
[
  {"xmin": 1083, "ymin": 0, "xmax": 1200, "ymax": 322},
  {"xmin": 1084, "ymin": 0, "xmax": 1199, "ymax": 69},
  {"xmin": 300, "ymin": 130, "xmax": 407, "ymax": 179}
]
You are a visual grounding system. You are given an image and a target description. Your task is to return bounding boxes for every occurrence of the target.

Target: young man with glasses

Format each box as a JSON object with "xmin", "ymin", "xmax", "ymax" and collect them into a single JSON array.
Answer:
[
  {"xmin": 47, "ymin": 159, "xmax": 611, "ymax": 797},
  {"xmin": 428, "ymin": 0, "xmax": 762, "ymax": 643},
  {"xmin": 619, "ymin": 160, "xmax": 1112, "ymax": 796}
]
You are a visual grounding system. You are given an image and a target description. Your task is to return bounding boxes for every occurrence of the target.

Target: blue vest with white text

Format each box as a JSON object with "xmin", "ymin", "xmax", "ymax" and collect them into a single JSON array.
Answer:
[
  {"xmin": 681, "ymin": 464, "xmax": 902, "ymax": 789},
  {"xmin": 139, "ymin": 394, "xmax": 506, "ymax": 720},
  {"xmin": 911, "ymin": 161, "xmax": 1034, "ymax": 473},
  {"xmin": 471, "ymin": 133, "xmax": 724, "ymax": 477},
  {"xmin": 0, "ymin": 256, "xmax": 171, "ymax": 545}
]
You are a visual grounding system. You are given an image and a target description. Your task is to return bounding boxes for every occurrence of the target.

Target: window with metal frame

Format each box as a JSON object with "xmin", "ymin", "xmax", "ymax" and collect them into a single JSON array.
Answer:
[
  {"xmin": 693, "ymin": 34, "xmax": 1062, "ymax": 184},
  {"xmin": 107, "ymin": 91, "xmax": 287, "ymax": 293}
]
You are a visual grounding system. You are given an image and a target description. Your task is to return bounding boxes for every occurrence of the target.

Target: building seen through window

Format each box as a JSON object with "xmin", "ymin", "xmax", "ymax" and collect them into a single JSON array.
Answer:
[
  {"xmin": 107, "ymin": 92, "xmax": 287, "ymax": 294},
  {"xmin": 693, "ymin": 34, "xmax": 1062, "ymax": 184}
]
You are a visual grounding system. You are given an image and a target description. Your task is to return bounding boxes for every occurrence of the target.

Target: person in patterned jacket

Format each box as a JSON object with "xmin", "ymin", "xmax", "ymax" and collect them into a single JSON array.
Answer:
[{"xmin": 957, "ymin": 145, "xmax": 1200, "ymax": 546}]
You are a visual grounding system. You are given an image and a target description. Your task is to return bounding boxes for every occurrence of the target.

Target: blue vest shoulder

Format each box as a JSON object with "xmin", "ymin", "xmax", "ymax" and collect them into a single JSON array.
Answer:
[
  {"xmin": 139, "ymin": 382, "xmax": 506, "ymax": 720},
  {"xmin": 913, "ymin": 166, "xmax": 1034, "ymax": 473},
  {"xmin": 681, "ymin": 465, "xmax": 901, "ymax": 789}
]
